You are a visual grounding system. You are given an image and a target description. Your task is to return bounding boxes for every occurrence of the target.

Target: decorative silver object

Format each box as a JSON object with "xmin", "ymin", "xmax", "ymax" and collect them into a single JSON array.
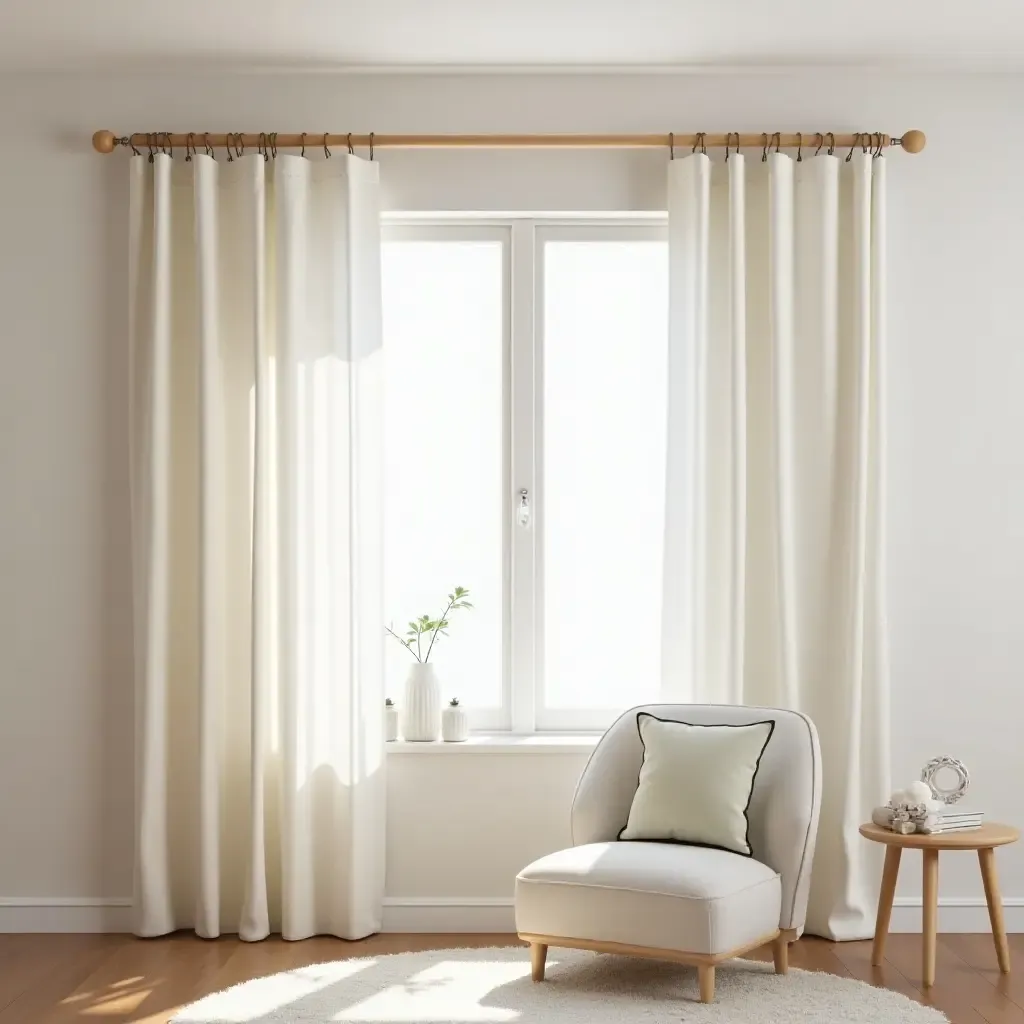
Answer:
[{"xmin": 921, "ymin": 755, "xmax": 970, "ymax": 805}]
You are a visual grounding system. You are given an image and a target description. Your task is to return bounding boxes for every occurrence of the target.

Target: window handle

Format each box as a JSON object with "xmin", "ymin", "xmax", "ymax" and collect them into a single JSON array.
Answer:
[{"xmin": 517, "ymin": 488, "xmax": 531, "ymax": 528}]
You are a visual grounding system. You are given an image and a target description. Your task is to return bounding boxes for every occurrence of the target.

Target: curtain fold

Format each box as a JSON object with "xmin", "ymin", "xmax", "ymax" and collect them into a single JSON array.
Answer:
[
  {"xmin": 129, "ymin": 152, "xmax": 385, "ymax": 941},
  {"xmin": 665, "ymin": 150, "xmax": 889, "ymax": 940}
]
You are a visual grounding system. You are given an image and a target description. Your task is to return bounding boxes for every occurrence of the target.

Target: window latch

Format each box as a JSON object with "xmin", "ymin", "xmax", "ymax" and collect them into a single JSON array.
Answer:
[{"xmin": 517, "ymin": 488, "xmax": 531, "ymax": 528}]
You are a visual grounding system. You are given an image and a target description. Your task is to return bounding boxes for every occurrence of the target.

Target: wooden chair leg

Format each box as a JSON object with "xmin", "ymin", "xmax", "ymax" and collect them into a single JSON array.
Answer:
[
  {"xmin": 530, "ymin": 942, "xmax": 548, "ymax": 982},
  {"xmin": 698, "ymin": 964, "xmax": 715, "ymax": 1003},
  {"xmin": 773, "ymin": 934, "xmax": 789, "ymax": 975}
]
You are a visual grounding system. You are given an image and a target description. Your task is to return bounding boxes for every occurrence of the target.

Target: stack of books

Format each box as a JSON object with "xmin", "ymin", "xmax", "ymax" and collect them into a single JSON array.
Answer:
[{"xmin": 919, "ymin": 807, "xmax": 984, "ymax": 834}]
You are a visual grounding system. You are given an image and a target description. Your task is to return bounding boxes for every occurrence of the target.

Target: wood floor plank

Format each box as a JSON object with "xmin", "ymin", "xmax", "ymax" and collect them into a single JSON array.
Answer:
[
  {"xmin": 883, "ymin": 933, "xmax": 1024, "ymax": 1024},
  {"xmin": 1, "ymin": 931, "xmax": 1021, "ymax": 1023},
  {"xmin": 942, "ymin": 935, "xmax": 1024, "ymax": 1013}
]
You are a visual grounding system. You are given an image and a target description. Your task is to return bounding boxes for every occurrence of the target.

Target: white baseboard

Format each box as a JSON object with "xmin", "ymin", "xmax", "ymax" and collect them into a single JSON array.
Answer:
[
  {"xmin": 382, "ymin": 897, "xmax": 516, "ymax": 933},
  {"xmin": 0, "ymin": 897, "xmax": 133, "ymax": 933},
  {"xmin": 890, "ymin": 896, "xmax": 1024, "ymax": 934},
  {"xmin": 4, "ymin": 895, "xmax": 1022, "ymax": 936}
]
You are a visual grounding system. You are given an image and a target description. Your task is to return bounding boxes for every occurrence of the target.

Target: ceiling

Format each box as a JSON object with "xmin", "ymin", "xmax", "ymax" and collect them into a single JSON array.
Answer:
[{"xmin": 2, "ymin": 0, "xmax": 1024, "ymax": 72}]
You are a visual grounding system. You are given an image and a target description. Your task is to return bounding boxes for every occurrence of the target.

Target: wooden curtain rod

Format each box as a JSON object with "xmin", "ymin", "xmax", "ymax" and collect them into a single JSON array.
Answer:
[{"xmin": 93, "ymin": 129, "xmax": 927, "ymax": 155}]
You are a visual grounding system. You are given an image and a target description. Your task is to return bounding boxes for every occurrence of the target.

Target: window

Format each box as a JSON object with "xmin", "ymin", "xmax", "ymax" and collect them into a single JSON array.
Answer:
[{"xmin": 383, "ymin": 219, "xmax": 668, "ymax": 731}]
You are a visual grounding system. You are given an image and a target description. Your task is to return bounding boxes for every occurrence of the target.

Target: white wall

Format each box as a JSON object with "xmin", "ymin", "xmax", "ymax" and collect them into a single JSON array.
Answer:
[{"xmin": 1, "ymin": 69, "xmax": 1023, "ymax": 932}]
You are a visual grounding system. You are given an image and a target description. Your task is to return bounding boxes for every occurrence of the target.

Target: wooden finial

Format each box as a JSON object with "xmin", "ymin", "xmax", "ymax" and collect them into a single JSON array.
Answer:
[
  {"xmin": 92, "ymin": 130, "xmax": 117, "ymax": 154},
  {"xmin": 900, "ymin": 129, "xmax": 926, "ymax": 154}
]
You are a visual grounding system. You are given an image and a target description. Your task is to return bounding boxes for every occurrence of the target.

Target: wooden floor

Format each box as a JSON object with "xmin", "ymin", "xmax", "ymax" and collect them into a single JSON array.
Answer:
[{"xmin": 1, "ymin": 932, "xmax": 1023, "ymax": 1023}]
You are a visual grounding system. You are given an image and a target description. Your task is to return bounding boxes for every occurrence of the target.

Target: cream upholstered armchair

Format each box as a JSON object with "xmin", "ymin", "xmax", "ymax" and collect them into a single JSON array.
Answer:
[{"xmin": 514, "ymin": 704, "xmax": 821, "ymax": 1003}]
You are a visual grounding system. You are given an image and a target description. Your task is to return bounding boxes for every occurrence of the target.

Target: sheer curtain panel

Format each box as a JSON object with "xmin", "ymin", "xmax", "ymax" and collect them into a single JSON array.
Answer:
[
  {"xmin": 664, "ymin": 150, "xmax": 889, "ymax": 940},
  {"xmin": 129, "ymin": 152, "xmax": 385, "ymax": 940}
]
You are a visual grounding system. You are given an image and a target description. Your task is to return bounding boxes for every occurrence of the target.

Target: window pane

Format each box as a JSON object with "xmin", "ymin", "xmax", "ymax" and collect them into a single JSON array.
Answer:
[
  {"xmin": 542, "ymin": 240, "xmax": 668, "ymax": 710},
  {"xmin": 382, "ymin": 240, "xmax": 505, "ymax": 709}
]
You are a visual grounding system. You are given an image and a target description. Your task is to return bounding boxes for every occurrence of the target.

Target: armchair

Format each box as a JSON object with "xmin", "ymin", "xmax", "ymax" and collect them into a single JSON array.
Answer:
[{"xmin": 514, "ymin": 704, "xmax": 821, "ymax": 1002}]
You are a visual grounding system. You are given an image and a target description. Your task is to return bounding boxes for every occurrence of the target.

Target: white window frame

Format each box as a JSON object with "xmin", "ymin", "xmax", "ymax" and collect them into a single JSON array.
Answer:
[
  {"xmin": 382, "ymin": 216, "xmax": 668, "ymax": 733},
  {"xmin": 381, "ymin": 221, "xmax": 512, "ymax": 732}
]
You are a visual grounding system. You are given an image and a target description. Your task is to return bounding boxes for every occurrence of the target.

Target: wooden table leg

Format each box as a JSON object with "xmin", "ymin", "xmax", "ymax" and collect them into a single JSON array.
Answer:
[
  {"xmin": 922, "ymin": 848, "xmax": 939, "ymax": 988},
  {"xmin": 872, "ymin": 846, "xmax": 902, "ymax": 966},
  {"xmin": 979, "ymin": 847, "xmax": 1011, "ymax": 974}
]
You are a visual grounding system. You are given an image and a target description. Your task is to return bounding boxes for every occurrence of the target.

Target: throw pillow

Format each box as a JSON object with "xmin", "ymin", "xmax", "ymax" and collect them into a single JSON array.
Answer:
[{"xmin": 618, "ymin": 713, "xmax": 775, "ymax": 856}]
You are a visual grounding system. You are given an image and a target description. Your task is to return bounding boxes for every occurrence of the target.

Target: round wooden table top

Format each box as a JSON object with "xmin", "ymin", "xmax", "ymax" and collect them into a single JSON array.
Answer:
[{"xmin": 859, "ymin": 821, "xmax": 1019, "ymax": 850}]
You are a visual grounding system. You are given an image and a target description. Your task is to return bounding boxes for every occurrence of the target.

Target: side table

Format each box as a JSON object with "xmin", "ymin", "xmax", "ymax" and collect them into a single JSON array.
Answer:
[{"xmin": 859, "ymin": 821, "xmax": 1019, "ymax": 987}]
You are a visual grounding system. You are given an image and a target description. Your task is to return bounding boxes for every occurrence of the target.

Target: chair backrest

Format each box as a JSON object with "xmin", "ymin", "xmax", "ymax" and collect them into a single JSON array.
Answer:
[{"xmin": 571, "ymin": 703, "xmax": 821, "ymax": 933}]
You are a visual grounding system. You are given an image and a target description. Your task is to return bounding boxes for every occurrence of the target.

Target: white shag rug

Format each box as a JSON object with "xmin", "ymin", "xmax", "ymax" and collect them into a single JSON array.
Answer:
[{"xmin": 173, "ymin": 945, "xmax": 947, "ymax": 1023}]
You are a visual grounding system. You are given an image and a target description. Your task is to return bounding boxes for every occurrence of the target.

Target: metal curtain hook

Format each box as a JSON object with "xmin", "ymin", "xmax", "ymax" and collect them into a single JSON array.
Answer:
[
  {"xmin": 861, "ymin": 132, "xmax": 869, "ymax": 154},
  {"xmin": 874, "ymin": 131, "xmax": 885, "ymax": 158},
  {"xmin": 814, "ymin": 132, "xmax": 823, "ymax": 157},
  {"xmin": 258, "ymin": 132, "xmax": 268, "ymax": 162},
  {"xmin": 369, "ymin": 132, "xmax": 374, "ymax": 160},
  {"xmin": 725, "ymin": 132, "xmax": 730, "ymax": 162},
  {"xmin": 796, "ymin": 132, "xmax": 803, "ymax": 162},
  {"xmin": 827, "ymin": 131, "xmax": 835, "ymax": 156},
  {"xmin": 204, "ymin": 133, "xmax": 215, "ymax": 158},
  {"xmin": 185, "ymin": 133, "xmax": 195, "ymax": 162},
  {"xmin": 669, "ymin": 132, "xmax": 674, "ymax": 160},
  {"xmin": 846, "ymin": 132, "xmax": 859, "ymax": 162},
  {"xmin": 761, "ymin": 132, "xmax": 768, "ymax": 162},
  {"xmin": 300, "ymin": 132, "xmax": 306, "ymax": 158},
  {"xmin": 347, "ymin": 133, "xmax": 354, "ymax": 155},
  {"xmin": 772, "ymin": 131, "xmax": 781, "ymax": 154},
  {"xmin": 324, "ymin": 133, "xmax": 331, "ymax": 159},
  {"xmin": 269, "ymin": 132, "xmax": 278, "ymax": 159},
  {"xmin": 147, "ymin": 133, "xmax": 155, "ymax": 162},
  {"xmin": 129, "ymin": 135, "xmax": 140, "ymax": 156}
]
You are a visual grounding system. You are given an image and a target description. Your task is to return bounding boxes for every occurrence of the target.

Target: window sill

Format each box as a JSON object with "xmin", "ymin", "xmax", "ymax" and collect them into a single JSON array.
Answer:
[{"xmin": 385, "ymin": 733, "xmax": 602, "ymax": 754}]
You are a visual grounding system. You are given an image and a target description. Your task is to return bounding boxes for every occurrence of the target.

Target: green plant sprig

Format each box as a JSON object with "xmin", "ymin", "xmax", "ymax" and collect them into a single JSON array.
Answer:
[{"xmin": 386, "ymin": 586, "xmax": 473, "ymax": 664}]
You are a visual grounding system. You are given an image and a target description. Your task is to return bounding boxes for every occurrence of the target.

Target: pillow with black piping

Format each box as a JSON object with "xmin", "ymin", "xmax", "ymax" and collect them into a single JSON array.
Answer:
[{"xmin": 618, "ymin": 713, "xmax": 775, "ymax": 856}]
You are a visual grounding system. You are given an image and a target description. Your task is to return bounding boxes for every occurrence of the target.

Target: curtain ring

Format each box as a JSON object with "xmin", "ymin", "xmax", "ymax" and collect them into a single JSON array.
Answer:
[
  {"xmin": 796, "ymin": 132, "xmax": 803, "ymax": 162},
  {"xmin": 225, "ymin": 133, "xmax": 235, "ymax": 161},
  {"xmin": 369, "ymin": 132, "xmax": 374, "ymax": 160},
  {"xmin": 236, "ymin": 133, "xmax": 244, "ymax": 158},
  {"xmin": 772, "ymin": 131, "xmax": 781, "ymax": 154},
  {"xmin": 269, "ymin": 132, "xmax": 278, "ymax": 159},
  {"xmin": 873, "ymin": 131, "xmax": 885, "ymax": 158},
  {"xmin": 347, "ymin": 132, "xmax": 354, "ymax": 155},
  {"xmin": 861, "ymin": 132, "xmax": 869, "ymax": 154},
  {"xmin": 827, "ymin": 131, "xmax": 835, "ymax": 156},
  {"xmin": 846, "ymin": 132, "xmax": 859, "ymax": 162},
  {"xmin": 159, "ymin": 131, "xmax": 170, "ymax": 157},
  {"xmin": 203, "ymin": 133, "xmax": 215, "ymax": 158},
  {"xmin": 669, "ymin": 132, "xmax": 674, "ymax": 160},
  {"xmin": 761, "ymin": 132, "xmax": 768, "ymax": 162},
  {"xmin": 813, "ymin": 132, "xmax": 823, "ymax": 157},
  {"xmin": 129, "ymin": 135, "xmax": 140, "ymax": 157},
  {"xmin": 692, "ymin": 131, "xmax": 706, "ymax": 155},
  {"xmin": 258, "ymin": 132, "xmax": 267, "ymax": 162},
  {"xmin": 146, "ymin": 133, "xmax": 155, "ymax": 162},
  {"xmin": 724, "ymin": 132, "xmax": 730, "ymax": 162},
  {"xmin": 324, "ymin": 133, "xmax": 331, "ymax": 159},
  {"xmin": 185, "ymin": 133, "xmax": 196, "ymax": 162},
  {"xmin": 300, "ymin": 132, "xmax": 306, "ymax": 158}
]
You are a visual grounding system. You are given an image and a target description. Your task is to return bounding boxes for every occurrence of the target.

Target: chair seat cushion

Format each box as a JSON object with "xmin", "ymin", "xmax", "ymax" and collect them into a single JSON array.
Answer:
[{"xmin": 515, "ymin": 841, "xmax": 781, "ymax": 956}]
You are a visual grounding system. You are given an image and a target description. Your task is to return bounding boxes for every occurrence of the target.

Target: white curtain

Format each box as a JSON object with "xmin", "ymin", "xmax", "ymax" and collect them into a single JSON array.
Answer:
[
  {"xmin": 128, "ymin": 151, "xmax": 385, "ymax": 941},
  {"xmin": 664, "ymin": 150, "xmax": 888, "ymax": 940}
]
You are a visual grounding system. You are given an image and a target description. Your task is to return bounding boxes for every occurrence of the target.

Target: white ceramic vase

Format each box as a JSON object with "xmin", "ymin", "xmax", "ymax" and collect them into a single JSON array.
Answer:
[
  {"xmin": 384, "ymin": 702, "xmax": 400, "ymax": 742},
  {"xmin": 442, "ymin": 701, "xmax": 469, "ymax": 742},
  {"xmin": 402, "ymin": 663, "xmax": 441, "ymax": 741}
]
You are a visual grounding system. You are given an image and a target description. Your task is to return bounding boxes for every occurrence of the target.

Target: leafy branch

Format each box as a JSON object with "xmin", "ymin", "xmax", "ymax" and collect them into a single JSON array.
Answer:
[{"xmin": 385, "ymin": 586, "xmax": 473, "ymax": 664}]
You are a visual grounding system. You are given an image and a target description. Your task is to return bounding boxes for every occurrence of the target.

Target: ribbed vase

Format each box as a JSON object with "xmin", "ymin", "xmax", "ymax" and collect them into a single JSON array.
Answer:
[{"xmin": 402, "ymin": 663, "xmax": 442, "ymax": 741}]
